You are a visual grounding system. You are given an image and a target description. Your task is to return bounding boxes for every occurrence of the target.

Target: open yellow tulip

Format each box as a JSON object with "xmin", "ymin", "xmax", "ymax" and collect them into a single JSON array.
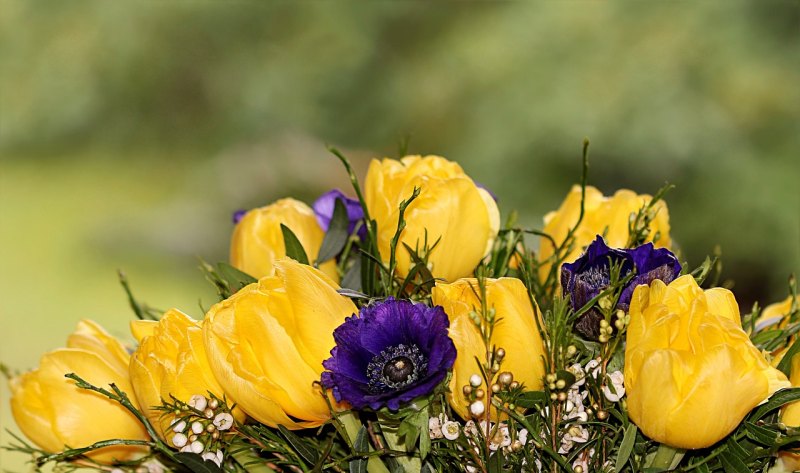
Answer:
[
  {"xmin": 432, "ymin": 277, "xmax": 546, "ymax": 420},
  {"xmin": 230, "ymin": 198, "xmax": 338, "ymax": 281},
  {"xmin": 129, "ymin": 309, "xmax": 244, "ymax": 443},
  {"xmin": 538, "ymin": 185, "xmax": 671, "ymax": 283},
  {"xmin": 625, "ymin": 275, "xmax": 789, "ymax": 449},
  {"xmin": 10, "ymin": 320, "xmax": 148, "ymax": 463},
  {"xmin": 203, "ymin": 258, "xmax": 357, "ymax": 429},
  {"xmin": 365, "ymin": 155, "xmax": 500, "ymax": 283}
]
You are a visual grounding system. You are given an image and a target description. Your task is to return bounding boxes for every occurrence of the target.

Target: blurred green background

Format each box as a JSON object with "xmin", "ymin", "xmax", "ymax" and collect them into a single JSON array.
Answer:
[{"xmin": 1, "ymin": 2, "xmax": 798, "ymax": 470}]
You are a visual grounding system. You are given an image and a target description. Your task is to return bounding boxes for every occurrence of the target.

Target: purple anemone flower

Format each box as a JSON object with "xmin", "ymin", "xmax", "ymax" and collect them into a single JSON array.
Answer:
[
  {"xmin": 562, "ymin": 235, "xmax": 681, "ymax": 340},
  {"xmin": 312, "ymin": 189, "xmax": 365, "ymax": 238},
  {"xmin": 321, "ymin": 298, "xmax": 457, "ymax": 411}
]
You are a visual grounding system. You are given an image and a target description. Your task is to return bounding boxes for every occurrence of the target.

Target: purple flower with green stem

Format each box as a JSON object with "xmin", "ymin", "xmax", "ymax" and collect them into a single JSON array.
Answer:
[
  {"xmin": 312, "ymin": 189, "xmax": 366, "ymax": 238},
  {"xmin": 321, "ymin": 298, "xmax": 456, "ymax": 411},
  {"xmin": 562, "ymin": 235, "xmax": 681, "ymax": 340}
]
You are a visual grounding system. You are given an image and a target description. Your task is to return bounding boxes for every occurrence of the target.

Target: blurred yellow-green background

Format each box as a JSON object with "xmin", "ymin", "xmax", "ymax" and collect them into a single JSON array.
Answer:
[{"xmin": 1, "ymin": 2, "xmax": 798, "ymax": 470}]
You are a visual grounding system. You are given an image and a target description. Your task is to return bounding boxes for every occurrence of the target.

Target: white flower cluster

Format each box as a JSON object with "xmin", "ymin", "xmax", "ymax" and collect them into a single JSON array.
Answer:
[
  {"xmin": 559, "ymin": 359, "xmax": 625, "ymax": 465},
  {"xmin": 167, "ymin": 394, "xmax": 234, "ymax": 467}
]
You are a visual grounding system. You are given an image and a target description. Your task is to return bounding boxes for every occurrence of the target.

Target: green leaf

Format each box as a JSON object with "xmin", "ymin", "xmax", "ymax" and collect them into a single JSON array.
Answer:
[
  {"xmin": 744, "ymin": 422, "xmax": 778, "ymax": 446},
  {"xmin": 695, "ymin": 463, "xmax": 712, "ymax": 473},
  {"xmin": 417, "ymin": 411, "xmax": 431, "ymax": 460},
  {"xmin": 514, "ymin": 390, "xmax": 547, "ymax": 408},
  {"xmin": 317, "ymin": 197, "xmax": 350, "ymax": 264},
  {"xmin": 777, "ymin": 337, "xmax": 800, "ymax": 376},
  {"xmin": 278, "ymin": 425, "xmax": 318, "ymax": 465},
  {"xmin": 420, "ymin": 463, "xmax": 435, "ymax": 473},
  {"xmin": 174, "ymin": 453, "xmax": 225, "ymax": 473},
  {"xmin": 749, "ymin": 387, "xmax": 800, "ymax": 420},
  {"xmin": 217, "ymin": 262, "xmax": 256, "ymax": 288},
  {"xmin": 280, "ymin": 224, "xmax": 309, "ymax": 265},
  {"xmin": 615, "ymin": 423, "xmax": 638, "ymax": 471},
  {"xmin": 349, "ymin": 426, "xmax": 369, "ymax": 473},
  {"xmin": 719, "ymin": 450, "xmax": 750, "ymax": 473},
  {"xmin": 487, "ymin": 447, "xmax": 505, "ymax": 473},
  {"xmin": 341, "ymin": 256, "xmax": 362, "ymax": 291}
]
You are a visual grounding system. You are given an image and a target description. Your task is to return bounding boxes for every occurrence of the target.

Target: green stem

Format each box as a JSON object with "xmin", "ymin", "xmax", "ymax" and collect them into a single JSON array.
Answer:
[
  {"xmin": 230, "ymin": 446, "xmax": 274, "ymax": 473},
  {"xmin": 649, "ymin": 444, "xmax": 686, "ymax": 471},
  {"xmin": 339, "ymin": 411, "xmax": 390, "ymax": 473}
]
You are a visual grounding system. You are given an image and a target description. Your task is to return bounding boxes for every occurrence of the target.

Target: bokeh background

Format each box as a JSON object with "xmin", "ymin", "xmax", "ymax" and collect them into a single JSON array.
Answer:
[{"xmin": 1, "ymin": 2, "xmax": 798, "ymax": 470}]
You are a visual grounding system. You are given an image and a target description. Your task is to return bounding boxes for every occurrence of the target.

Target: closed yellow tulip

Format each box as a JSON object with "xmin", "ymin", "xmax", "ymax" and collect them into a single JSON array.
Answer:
[
  {"xmin": 9, "ymin": 320, "xmax": 149, "ymax": 463},
  {"xmin": 365, "ymin": 155, "xmax": 500, "ymax": 283},
  {"xmin": 230, "ymin": 198, "xmax": 338, "ymax": 281},
  {"xmin": 203, "ymin": 258, "xmax": 357, "ymax": 429},
  {"xmin": 431, "ymin": 277, "xmax": 546, "ymax": 420},
  {"xmin": 625, "ymin": 275, "xmax": 789, "ymax": 449},
  {"xmin": 538, "ymin": 185, "xmax": 671, "ymax": 282},
  {"xmin": 129, "ymin": 309, "xmax": 244, "ymax": 443}
]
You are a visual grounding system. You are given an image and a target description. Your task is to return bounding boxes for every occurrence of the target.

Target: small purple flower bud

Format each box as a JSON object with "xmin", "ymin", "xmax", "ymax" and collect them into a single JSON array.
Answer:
[
  {"xmin": 232, "ymin": 209, "xmax": 247, "ymax": 225},
  {"xmin": 312, "ymin": 189, "xmax": 365, "ymax": 238}
]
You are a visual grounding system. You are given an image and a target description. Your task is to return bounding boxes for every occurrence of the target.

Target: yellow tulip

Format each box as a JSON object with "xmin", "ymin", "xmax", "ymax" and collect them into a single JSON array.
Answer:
[
  {"xmin": 431, "ymin": 277, "xmax": 546, "ymax": 420},
  {"xmin": 538, "ymin": 185, "xmax": 671, "ymax": 283},
  {"xmin": 129, "ymin": 309, "xmax": 244, "ymax": 443},
  {"xmin": 203, "ymin": 258, "xmax": 357, "ymax": 429},
  {"xmin": 365, "ymin": 155, "xmax": 500, "ymax": 283},
  {"xmin": 755, "ymin": 295, "xmax": 797, "ymax": 331},
  {"xmin": 230, "ymin": 198, "xmax": 338, "ymax": 281},
  {"xmin": 625, "ymin": 275, "xmax": 790, "ymax": 449},
  {"xmin": 9, "ymin": 320, "xmax": 148, "ymax": 463}
]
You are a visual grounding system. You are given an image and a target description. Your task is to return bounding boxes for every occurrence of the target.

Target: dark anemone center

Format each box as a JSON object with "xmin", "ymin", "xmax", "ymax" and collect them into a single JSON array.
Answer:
[
  {"xmin": 366, "ymin": 344, "xmax": 428, "ymax": 393},
  {"xmin": 383, "ymin": 356, "xmax": 413, "ymax": 384},
  {"xmin": 576, "ymin": 265, "xmax": 611, "ymax": 289}
]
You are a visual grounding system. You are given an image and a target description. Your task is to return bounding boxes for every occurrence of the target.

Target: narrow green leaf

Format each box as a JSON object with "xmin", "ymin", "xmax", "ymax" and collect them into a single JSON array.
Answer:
[
  {"xmin": 341, "ymin": 257, "xmax": 362, "ymax": 291},
  {"xmin": 349, "ymin": 426, "xmax": 369, "ymax": 473},
  {"xmin": 420, "ymin": 463, "xmax": 435, "ymax": 473},
  {"xmin": 174, "ymin": 452, "xmax": 225, "ymax": 473},
  {"xmin": 719, "ymin": 450, "xmax": 750, "ymax": 473},
  {"xmin": 216, "ymin": 262, "xmax": 256, "ymax": 288},
  {"xmin": 487, "ymin": 447, "xmax": 505, "ymax": 473},
  {"xmin": 725, "ymin": 437, "xmax": 749, "ymax": 460},
  {"xmin": 777, "ymin": 337, "xmax": 800, "ymax": 376},
  {"xmin": 744, "ymin": 422, "xmax": 778, "ymax": 446},
  {"xmin": 615, "ymin": 423, "xmax": 638, "ymax": 471},
  {"xmin": 280, "ymin": 224, "xmax": 309, "ymax": 265},
  {"xmin": 695, "ymin": 463, "xmax": 712, "ymax": 473},
  {"xmin": 317, "ymin": 198, "xmax": 350, "ymax": 264},
  {"xmin": 417, "ymin": 410, "xmax": 431, "ymax": 460},
  {"xmin": 749, "ymin": 387, "xmax": 800, "ymax": 420},
  {"xmin": 514, "ymin": 390, "xmax": 547, "ymax": 408},
  {"xmin": 278, "ymin": 425, "xmax": 318, "ymax": 465},
  {"xmin": 353, "ymin": 425, "xmax": 369, "ymax": 453}
]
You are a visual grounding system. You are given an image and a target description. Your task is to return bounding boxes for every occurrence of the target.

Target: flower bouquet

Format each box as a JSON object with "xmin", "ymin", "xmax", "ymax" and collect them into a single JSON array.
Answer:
[{"xmin": 6, "ymin": 144, "xmax": 800, "ymax": 473}]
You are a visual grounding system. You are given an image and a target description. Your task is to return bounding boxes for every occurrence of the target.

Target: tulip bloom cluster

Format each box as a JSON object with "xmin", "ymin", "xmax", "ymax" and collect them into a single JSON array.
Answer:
[{"xmin": 7, "ymin": 151, "xmax": 800, "ymax": 473}]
